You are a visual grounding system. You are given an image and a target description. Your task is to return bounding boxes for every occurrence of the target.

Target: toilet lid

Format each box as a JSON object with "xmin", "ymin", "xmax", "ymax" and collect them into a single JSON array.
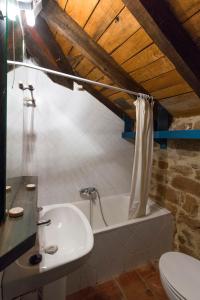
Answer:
[
  {"xmin": 160, "ymin": 272, "xmax": 186, "ymax": 300},
  {"xmin": 159, "ymin": 252, "xmax": 200, "ymax": 300}
]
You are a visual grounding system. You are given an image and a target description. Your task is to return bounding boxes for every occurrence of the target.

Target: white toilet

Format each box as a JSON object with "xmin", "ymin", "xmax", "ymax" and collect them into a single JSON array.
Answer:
[{"xmin": 159, "ymin": 252, "xmax": 200, "ymax": 300}]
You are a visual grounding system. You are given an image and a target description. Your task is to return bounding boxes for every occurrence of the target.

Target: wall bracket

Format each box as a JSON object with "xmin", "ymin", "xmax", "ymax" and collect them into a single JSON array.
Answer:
[
  {"xmin": 122, "ymin": 129, "xmax": 200, "ymax": 148},
  {"xmin": 122, "ymin": 103, "xmax": 199, "ymax": 149}
]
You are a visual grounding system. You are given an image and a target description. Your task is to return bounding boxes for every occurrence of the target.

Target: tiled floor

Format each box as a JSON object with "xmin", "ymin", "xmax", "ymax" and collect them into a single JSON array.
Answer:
[{"xmin": 66, "ymin": 263, "xmax": 168, "ymax": 300}]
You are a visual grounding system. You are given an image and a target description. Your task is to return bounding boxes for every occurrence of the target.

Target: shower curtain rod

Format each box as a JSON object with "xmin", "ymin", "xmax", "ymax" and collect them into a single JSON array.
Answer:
[{"xmin": 7, "ymin": 60, "xmax": 151, "ymax": 98}]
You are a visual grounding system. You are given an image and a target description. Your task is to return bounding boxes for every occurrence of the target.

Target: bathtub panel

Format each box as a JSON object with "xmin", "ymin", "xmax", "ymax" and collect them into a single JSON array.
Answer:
[
  {"xmin": 149, "ymin": 215, "xmax": 174, "ymax": 257},
  {"xmin": 66, "ymin": 213, "xmax": 173, "ymax": 296}
]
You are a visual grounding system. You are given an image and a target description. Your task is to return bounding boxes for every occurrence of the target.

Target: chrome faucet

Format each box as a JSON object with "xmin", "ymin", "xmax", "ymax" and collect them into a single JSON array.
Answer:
[
  {"xmin": 80, "ymin": 187, "xmax": 97, "ymax": 201},
  {"xmin": 79, "ymin": 187, "xmax": 108, "ymax": 227},
  {"xmin": 37, "ymin": 207, "xmax": 43, "ymax": 212},
  {"xmin": 37, "ymin": 219, "xmax": 51, "ymax": 226}
]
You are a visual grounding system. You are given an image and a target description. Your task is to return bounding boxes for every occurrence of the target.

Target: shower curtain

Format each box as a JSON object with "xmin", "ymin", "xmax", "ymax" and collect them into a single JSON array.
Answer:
[{"xmin": 129, "ymin": 94, "xmax": 154, "ymax": 218}]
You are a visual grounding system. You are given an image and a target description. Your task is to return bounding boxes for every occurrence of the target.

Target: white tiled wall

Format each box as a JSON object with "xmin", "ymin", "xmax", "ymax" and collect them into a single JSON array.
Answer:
[{"xmin": 7, "ymin": 66, "xmax": 134, "ymax": 205}]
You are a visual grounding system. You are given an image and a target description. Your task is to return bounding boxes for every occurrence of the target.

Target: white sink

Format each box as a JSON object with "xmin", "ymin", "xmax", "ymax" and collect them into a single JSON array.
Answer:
[
  {"xmin": 3, "ymin": 204, "xmax": 94, "ymax": 299},
  {"xmin": 17, "ymin": 203, "xmax": 94, "ymax": 272}
]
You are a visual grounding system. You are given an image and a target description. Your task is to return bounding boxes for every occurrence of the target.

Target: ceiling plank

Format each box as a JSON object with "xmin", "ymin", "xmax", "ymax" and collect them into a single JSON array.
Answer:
[
  {"xmin": 111, "ymin": 28, "xmax": 152, "ymax": 65},
  {"xmin": 86, "ymin": 67, "xmax": 104, "ymax": 81},
  {"xmin": 142, "ymin": 70, "xmax": 184, "ymax": 92},
  {"xmin": 84, "ymin": 0, "xmax": 124, "ymax": 41},
  {"xmin": 152, "ymin": 82, "xmax": 192, "ymax": 100},
  {"xmin": 122, "ymin": 43, "xmax": 163, "ymax": 74},
  {"xmin": 122, "ymin": 0, "xmax": 200, "ymax": 98},
  {"xmin": 166, "ymin": 0, "xmax": 200, "ymax": 23},
  {"xmin": 36, "ymin": 16, "xmax": 74, "ymax": 79},
  {"xmin": 64, "ymin": 0, "xmax": 99, "ymax": 28},
  {"xmin": 97, "ymin": 7, "xmax": 140, "ymax": 53},
  {"xmin": 24, "ymin": 30, "xmax": 72, "ymax": 90},
  {"xmin": 23, "ymin": 14, "xmax": 126, "ymax": 119},
  {"xmin": 25, "ymin": 28, "xmax": 126, "ymax": 119},
  {"xmin": 160, "ymin": 92, "xmax": 200, "ymax": 117},
  {"xmin": 130, "ymin": 56, "xmax": 175, "ymax": 83},
  {"xmin": 41, "ymin": 0, "xmax": 147, "ymax": 96},
  {"xmin": 75, "ymin": 57, "xmax": 95, "ymax": 77},
  {"xmin": 24, "ymin": 15, "xmax": 74, "ymax": 90}
]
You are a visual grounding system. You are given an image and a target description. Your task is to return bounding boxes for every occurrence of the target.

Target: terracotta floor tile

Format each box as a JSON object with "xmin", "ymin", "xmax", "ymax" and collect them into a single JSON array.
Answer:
[
  {"xmin": 66, "ymin": 280, "xmax": 124, "ymax": 300},
  {"xmin": 117, "ymin": 270, "xmax": 155, "ymax": 300},
  {"xmin": 135, "ymin": 263, "xmax": 156, "ymax": 279},
  {"xmin": 142, "ymin": 273, "xmax": 168, "ymax": 300},
  {"xmin": 66, "ymin": 264, "xmax": 168, "ymax": 300}
]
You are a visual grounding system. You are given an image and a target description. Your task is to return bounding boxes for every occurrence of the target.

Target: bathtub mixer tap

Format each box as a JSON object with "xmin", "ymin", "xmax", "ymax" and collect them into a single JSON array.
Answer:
[
  {"xmin": 79, "ymin": 187, "xmax": 108, "ymax": 227},
  {"xmin": 79, "ymin": 187, "xmax": 97, "ymax": 201}
]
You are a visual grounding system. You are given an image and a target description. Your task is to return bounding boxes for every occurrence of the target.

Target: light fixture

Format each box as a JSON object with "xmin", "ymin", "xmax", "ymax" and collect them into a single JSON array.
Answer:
[
  {"xmin": 25, "ymin": 9, "xmax": 35, "ymax": 27},
  {"xmin": 7, "ymin": 3, "xmax": 19, "ymax": 21},
  {"xmin": 17, "ymin": 0, "xmax": 42, "ymax": 27}
]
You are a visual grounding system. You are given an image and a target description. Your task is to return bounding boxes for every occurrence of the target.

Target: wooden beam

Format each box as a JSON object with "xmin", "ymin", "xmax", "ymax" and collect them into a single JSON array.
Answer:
[
  {"xmin": 122, "ymin": 0, "xmax": 200, "ymax": 98},
  {"xmin": 41, "ymin": 0, "xmax": 146, "ymax": 95},
  {"xmin": 22, "ymin": 18, "xmax": 126, "ymax": 119},
  {"xmin": 81, "ymin": 82, "xmax": 126, "ymax": 120},
  {"xmin": 160, "ymin": 92, "xmax": 200, "ymax": 117},
  {"xmin": 41, "ymin": 1, "xmax": 173, "ymax": 120},
  {"xmin": 24, "ymin": 15, "xmax": 74, "ymax": 90},
  {"xmin": 35, "ymin": 16, "xmax": 74, "ymax": 82},
  {"xmin": 20, "ymin": 22, "xmax": 126, "ymax": 120}
]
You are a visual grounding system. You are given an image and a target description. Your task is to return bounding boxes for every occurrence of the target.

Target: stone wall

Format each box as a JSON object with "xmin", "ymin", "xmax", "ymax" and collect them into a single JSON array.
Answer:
[{"xmin": 150, "ymin": 115, "xmax": 200, "ymax": 259}]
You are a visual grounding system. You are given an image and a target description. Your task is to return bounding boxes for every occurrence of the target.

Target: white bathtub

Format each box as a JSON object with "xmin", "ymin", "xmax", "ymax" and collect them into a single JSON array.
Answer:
[{"xmin": 66, "ymin": 194, "xmax": 173, "ymax": 295}]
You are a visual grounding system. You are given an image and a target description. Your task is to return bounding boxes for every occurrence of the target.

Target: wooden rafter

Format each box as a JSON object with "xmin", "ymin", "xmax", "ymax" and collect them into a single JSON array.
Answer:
[
  {"xmin": 23, "ymin": 0, "xmax": 171, "ymax": 120},
  {"xmin": 122, "ymin": 0, "xmax": 200, "ymax": 98},
  {"xmin": 41, "ymin": 0, "xmax": 146, "ymax": 96},
  {"xmin": 22, "ymin": 15, "xmax": 127, "ymax": 119},
  {"xmin": 81, "ymin": 83, "xmax": 126, "ymax": 120},
  {"xmin": 24, "ymin": 15, "xmax": 74, "ymax": 90}
]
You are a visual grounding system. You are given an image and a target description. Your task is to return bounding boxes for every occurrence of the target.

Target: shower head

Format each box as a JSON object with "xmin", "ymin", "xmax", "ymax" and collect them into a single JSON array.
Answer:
[
  {"xmin": 28, "ymin": 84, "xmax": 34, "ymax": 91},
  {"xmin": 19, "ymin": 82, "xmax": 34, "ymax": 92},
  {"xmin": 19, "ymin": 82, "xmax": 36, "ymax": 107}
]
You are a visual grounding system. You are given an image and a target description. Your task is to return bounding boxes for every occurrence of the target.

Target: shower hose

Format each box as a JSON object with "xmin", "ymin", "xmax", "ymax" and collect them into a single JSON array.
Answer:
[{"xmin": 96, "ymin": 190, "xmax": 108, "ymax": 227}]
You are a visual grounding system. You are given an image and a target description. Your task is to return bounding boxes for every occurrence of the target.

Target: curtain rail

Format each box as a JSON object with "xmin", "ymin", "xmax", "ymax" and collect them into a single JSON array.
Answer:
[{"xmin": 7, "ymin": 60, "xmax": 151, "ymax": 98}]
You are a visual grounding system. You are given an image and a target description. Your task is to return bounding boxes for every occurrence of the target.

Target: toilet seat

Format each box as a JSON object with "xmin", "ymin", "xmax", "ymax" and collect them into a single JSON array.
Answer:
[
  {"xmin": 160, "ymin": 271, "xmax": 186, "ymax": 300},
  {"xmin": 159, "ymin": 252, "xmax": 200, "ymax": 300}
]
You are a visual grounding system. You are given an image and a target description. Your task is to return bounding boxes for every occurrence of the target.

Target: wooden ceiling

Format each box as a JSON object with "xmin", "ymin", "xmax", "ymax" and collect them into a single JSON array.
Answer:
[{"xmin": 27, "ymin": 0, "xmax": 200, "ymax": 119}]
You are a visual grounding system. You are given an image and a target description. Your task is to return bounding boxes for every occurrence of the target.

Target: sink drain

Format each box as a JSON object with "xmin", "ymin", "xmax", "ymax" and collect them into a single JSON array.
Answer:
[
  {"xmin": 44, "ymin": 245, "xmax": 58, "ymax": 255},
  {"xmin": 29, "ymin": 253, "xmax": 42, "ymax": 265}
]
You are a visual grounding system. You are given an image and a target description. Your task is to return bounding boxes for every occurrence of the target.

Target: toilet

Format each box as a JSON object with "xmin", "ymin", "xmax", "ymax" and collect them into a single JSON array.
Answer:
[{"xmin": 159, "ymin": 252, "xmax": 200, "ymax": 300}]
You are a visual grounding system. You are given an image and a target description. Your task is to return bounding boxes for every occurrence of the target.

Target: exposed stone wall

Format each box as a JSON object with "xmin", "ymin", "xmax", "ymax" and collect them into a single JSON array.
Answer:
[{"xmin": 150, "ymin": 115, "xmax": 200, "ymax": 259}]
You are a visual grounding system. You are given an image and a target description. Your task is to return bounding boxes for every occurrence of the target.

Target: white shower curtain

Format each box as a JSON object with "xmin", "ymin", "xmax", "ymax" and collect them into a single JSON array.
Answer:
[{"xmin": 129, "ymin": 94, "xmax": 154, "ymax": 218}]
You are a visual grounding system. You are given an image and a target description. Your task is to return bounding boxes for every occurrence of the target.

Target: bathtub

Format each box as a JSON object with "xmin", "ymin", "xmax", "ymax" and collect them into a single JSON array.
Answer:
[{"xmin": 66, "ymin": 194, "xmax": 173, "ymax": 295}]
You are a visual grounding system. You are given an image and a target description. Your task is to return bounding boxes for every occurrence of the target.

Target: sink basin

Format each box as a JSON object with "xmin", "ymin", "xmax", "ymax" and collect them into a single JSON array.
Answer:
[
  {"xmin": 3, "ymin": 204, "xmax": 94, "ymax": 299},
  {"xmin": 17, "ymin": 203, "xmax": 94, "ymax": 272}
]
